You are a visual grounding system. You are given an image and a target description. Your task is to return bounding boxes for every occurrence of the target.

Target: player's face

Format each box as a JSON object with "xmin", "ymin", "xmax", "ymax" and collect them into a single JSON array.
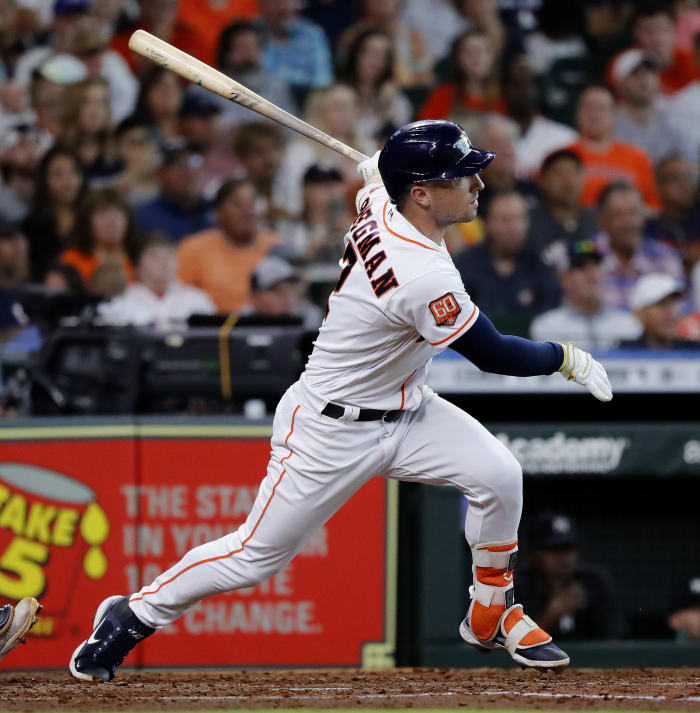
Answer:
[{"xmin": 424, "ymin": 173, "xmax": 485, "ymax": 225}]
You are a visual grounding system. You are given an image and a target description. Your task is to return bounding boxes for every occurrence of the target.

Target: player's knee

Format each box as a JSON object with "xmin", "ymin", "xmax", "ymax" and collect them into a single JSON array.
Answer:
[{"xmin": 487, "ymin": 448, "xmax": 523, "ymax": 513}]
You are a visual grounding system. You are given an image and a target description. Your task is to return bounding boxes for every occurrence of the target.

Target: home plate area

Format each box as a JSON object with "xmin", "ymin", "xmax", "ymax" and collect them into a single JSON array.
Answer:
[{"xmin": 1, "ymin": 668, "xmax": 699, "ymax": 711}]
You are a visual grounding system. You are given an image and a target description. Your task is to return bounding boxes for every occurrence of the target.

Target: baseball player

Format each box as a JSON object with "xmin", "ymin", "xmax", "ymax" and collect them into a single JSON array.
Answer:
[
  {"xmin": 69, "ymin": 120, "xmax": 612, "ymax": 682},
  {"xmin": 0, "ymin": 598, "xmax": 41, "ymax": 660}
]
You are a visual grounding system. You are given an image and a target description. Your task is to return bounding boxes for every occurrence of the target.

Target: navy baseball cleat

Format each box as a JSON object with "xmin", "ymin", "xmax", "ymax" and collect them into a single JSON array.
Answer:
[
  {"xmin": 459, "ymin": 602, "xmax": 570, "ymax": 670},
  {"xmin": 69, "ymin": 595, "xmax": 155, "ymax": 682}
]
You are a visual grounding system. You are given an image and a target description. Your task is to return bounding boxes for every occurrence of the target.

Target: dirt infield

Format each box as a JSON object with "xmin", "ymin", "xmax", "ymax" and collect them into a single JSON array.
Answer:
[{"xmin": 1, "ymin": 668, "xmax": 699, "ymax": 712}]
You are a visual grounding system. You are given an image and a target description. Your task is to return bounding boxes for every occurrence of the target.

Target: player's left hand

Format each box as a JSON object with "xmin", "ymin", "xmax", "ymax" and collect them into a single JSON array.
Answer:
[
  {"xmin": 558, "ymin": 342, "xmax": 612, "ymax": 402},
  {"xmin": 357, "ymin": 150, "xmax": 382, "ymax": 184}
]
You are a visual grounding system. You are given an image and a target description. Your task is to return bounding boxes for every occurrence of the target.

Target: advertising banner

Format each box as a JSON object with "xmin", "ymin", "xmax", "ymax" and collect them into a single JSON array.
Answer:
[{"xmin": 0, "ymin": 421, "xmax": 396, "ymax": 670}]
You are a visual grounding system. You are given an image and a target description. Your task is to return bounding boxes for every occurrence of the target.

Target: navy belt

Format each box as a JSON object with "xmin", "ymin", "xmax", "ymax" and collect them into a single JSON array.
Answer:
[{"xmin": 321, "ymin": 403, "xmax": 402, "ymax": 423}]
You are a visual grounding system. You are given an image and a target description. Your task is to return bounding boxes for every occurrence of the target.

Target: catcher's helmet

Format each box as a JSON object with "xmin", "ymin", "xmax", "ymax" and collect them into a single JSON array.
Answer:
[{"xmin": 378, "ymin": 120, "xmax": 495, "ymax": 202}]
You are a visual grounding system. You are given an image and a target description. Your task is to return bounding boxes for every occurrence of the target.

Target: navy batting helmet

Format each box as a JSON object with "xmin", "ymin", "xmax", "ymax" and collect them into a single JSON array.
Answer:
[{"xmin": 378, "ymin": 120, "xmax": 495, "ymax": 203}]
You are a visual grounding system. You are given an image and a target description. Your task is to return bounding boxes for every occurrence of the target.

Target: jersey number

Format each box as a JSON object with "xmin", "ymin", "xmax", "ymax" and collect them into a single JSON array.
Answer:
[{"xmin": 333, "ymin": 242, "xmax": 358, "ymax": 293}]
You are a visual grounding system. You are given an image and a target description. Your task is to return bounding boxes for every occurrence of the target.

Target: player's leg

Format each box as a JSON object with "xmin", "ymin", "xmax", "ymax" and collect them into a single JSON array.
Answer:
[
  {"xmin": 387, "ymin": 389, "xmax": 568, "ymax": 669},
  {"xmin": 70, "ymin": 388, "xmax": 387, "ymax": 681}
]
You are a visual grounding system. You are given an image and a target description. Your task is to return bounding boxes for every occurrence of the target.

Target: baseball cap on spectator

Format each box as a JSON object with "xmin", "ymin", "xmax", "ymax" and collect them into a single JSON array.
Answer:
[
  {"xmin": 672, "ymin": 576, "xmax": 700, "ymax": 611},
  {"xmin": 567, "ymin": 239, "xmax": 603, "ymax": 269},
  {"xmin": 529, "ymin": 512, "xmax": 579, "ymax": 549},
  {"xmin": 251, "ymin": 257, "xmax": 299, "ymax": 292},
  {"xmin": 611, "ymin": 48, "xmax": 659, "ymax": 85},
  {"xmin": 629, "ymin": 273, "xmax": 684, "ymax": 311},
  {"xmin": 160, "ymin": 140, "xmax": 204, "ymax": 169},
  {"xmin": 38, "ymin": 54, "xmax": 88, "ymax": 84},
  {"xmin": 53, "ymin": 0, "xmax": 91, "ymax": 15},
  {"xmin": 303, "ymin": 164, "xmax": 343, "ymax": 184},
  {"xmin": 179, "ymin": 90, "xmax": 221, "ymax": 119}
]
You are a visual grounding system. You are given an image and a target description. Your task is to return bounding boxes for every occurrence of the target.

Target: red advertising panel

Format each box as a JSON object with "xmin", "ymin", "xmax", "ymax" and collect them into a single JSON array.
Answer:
[{"xmin": 0, "ymin": 423, "xmax": 393, "ymax": 670}]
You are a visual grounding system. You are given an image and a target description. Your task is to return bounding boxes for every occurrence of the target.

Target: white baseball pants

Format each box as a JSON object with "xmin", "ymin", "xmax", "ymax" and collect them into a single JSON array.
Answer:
[{"xmin": 129, "ymin": 377, "xmax": 523, "ymax": 628}]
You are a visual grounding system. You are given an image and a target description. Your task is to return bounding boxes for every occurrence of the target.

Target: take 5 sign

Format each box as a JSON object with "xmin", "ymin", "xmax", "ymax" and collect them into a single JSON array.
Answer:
[{"xmin": 0, "ymin": 421, "xmax": 396, "ymax": 669}]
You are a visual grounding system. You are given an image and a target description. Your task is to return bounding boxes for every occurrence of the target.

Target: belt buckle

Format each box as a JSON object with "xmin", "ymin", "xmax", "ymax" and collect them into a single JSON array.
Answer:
[{"xmin": 382, "ymin": 410, "xmax": 398, "ymax": 424}]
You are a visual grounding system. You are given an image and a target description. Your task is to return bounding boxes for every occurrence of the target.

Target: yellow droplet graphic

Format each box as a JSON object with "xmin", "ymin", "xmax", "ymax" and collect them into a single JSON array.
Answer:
[
  {"xmin": 80, "ymin": 502, "xmax": 109, "ymax": 546},
  {"xmin": 83, "ymin": 546, "xmax": 107, "ymax": 579}
]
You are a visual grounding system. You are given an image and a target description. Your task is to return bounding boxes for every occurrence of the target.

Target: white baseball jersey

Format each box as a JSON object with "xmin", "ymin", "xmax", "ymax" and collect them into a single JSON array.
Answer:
[{"xmin": 304, "ymin": 183, "xmax": 480, "ymax": 411}]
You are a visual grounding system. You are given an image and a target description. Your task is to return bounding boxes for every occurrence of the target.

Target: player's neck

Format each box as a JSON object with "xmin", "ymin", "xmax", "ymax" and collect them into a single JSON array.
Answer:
[{"xmin": 398, "ymin": 204, "xmax": 445, "ymax": 245}]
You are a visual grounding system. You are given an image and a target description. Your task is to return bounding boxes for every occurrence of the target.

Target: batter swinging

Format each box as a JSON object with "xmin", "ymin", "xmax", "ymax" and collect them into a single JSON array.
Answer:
[{"xmin": 69, "ymin": 120, "xmax": 612, "ymax": 681}]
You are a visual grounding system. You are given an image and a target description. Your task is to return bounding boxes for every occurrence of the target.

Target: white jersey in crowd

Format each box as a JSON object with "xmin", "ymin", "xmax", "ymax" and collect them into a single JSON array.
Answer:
[{"xmin": 304, "ymin": 183, "xmax": 479, "ymax": 411}]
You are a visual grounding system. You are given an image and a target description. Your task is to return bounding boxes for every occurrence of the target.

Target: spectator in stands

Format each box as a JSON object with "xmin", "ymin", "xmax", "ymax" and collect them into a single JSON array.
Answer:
[
  {"xmin": 454, "ymin": 191, "xmax": 561, "ymax": 333},
  {"xmin": 87, "ymin": 258, "xmax": 127, "ymax": 298},
  {"xmin": 336, "ymin": 0, "xmax": 432, "ymax": 88},
  {"xmin": 629, "ymin": 2, "xmax": 699, "ymax": 94},
  {"xmin": 23, "ymin": 145, "xmax": 86, "ymax": 280},
  {"xmin": 472, "ymin": 116, "xmax": 538, "ymax": 218},
  {"xmin": 530, "ymin": 240, "xmax": 641, "ymax": 352},
  {"xmin": 233, "ymin": 122, "xmax": 287, "ymax": 230},
  {"xmin": 668, "ymin": 576, "xmax": 700, "ymax": 640},
  {"xmin": 517, "ymin": 512, "xmax": 623, "ymax": 640},
  {"xmin": 418, "ymin": 30, "xmax": 505, "ymax": 125},
  {"xmin": 43, "ymin": 261, "xmax": 84, "ymax": 293},
  {"xmin": 501, "ymin": 54, "xmax": 577, "ymax": 179},
  {"xmin": 243, "ymin": 255, "xmax": 322, "ymax": 329},
  {"xmin": 215, "ymin": 20, "xmax": 296, "ymax": 130},
  {"xmin": 110, "ymin": 0, "xmax": 184, "ymax": 75},
  {"xmin": 678, "ymin": 261, "xmax": 700, "ymax": 338},
  {"xmin": 174, "ymin": 0, "xmax": 258, "ymax": 68},
  {"xmin": 176, "ymin": 178, "xmax": 278, "ymax": 313},
  {"xmin": 0, "ymin": 222, "xmax": 39, "ymax": 356},
  {"xmin": 619, "ymin": 272, "xmax": 697, "ymax": 349},
  {"xmin": 135, "ymin": 142, "xmax": 213, "ymax": 243},
  {"xmin": 276, "ymin": 83, "xmax": 374, "ymax": 216},
  {"xmin": 528, "ymin": 149, "xmax": 597, "ymax": 271},
  {"xmin": 12, "ymin": 0, "xmax": 137, "ymax": 123},
  {"xmin": 59, "ymin": 188, "xmax": 136, "ymax": 284},
  {"xmin": 27, "ymin": 53, "xmax": 87, "ymax": 138},
  {"xmin": 114, "ymin": 115, "xmax": 161, "ymax": 206},
  {"xmin": 98, "ymin": 234, "xmax": 216, "ymax": 327},
  {"xmin": 281, "ymin": 164, "xmax": 350, "ymax": 262},
  {"xmin": 0, "ymin": 120, "xmax": 49, "ymax": 224},
  {"xmin": 401, "ymin": 0, "xmax": 469, "ymax": 68},
  {"xmin": 339, "ymin": 28, "xmax": 412, "ymax": 144},
  {"xmin": 646, "ymin": 156, "xmax": 700, "ymax": 272},
  {"xmin": 595, "ymin": 183, "xmax": 683, "ymax": 310},
  {"xmin": 611, "ymin": 49, "xmax": 686, "ymax": 164},
  {"xmin": 66, "ymin": 16, "xmax": 137, "ymax": 123},
  {"xmin": 300, "ymin": 0, "xmax": 360, "ymax": 52},
  {"xmin": 566, "ymin": 85, "xmax": 660, "ymax": 210},
  {"xmin": 134, "ymin": 66, "xmax": 183, "ymax": 141},
  {"xmin": 59, "ymin": 77, "xmax": 120, "ymax": 184},
  {"xmin": 523, "ymin": 0, "xmax": 587, "ymax": 78},
  {"xmin": 177, "ymin": 88, "xmax": 236, "ymax": 194},
  {"xmin": 669, "ymin": 30, "xmax": 700, "ymax": 171},
  {"xmin": 255, "ymin": 0, "xmax": 333, "ymax": 90}
]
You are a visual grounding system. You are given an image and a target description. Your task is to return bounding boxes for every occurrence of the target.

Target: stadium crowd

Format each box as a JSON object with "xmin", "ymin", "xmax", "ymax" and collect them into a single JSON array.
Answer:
[{"xmin": 1, "ymin": 0, "xmax": 700, "ymax": 371}]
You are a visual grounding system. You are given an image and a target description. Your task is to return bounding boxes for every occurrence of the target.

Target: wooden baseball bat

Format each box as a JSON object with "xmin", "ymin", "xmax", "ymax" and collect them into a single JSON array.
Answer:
[{"xmin": 128, "ymin": 30, "xmax": 368, "ymax": 163}]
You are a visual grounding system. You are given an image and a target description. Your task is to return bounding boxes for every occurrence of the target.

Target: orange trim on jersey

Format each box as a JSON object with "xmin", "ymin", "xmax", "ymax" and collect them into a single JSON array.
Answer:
[
  {"xmin": 129, "ymin": 404, "xmax": 301, "ymax": 603},
  {"xmin": 399, "ymin": 369, "xmax": 418, "ymax": 410},
  {"xmin": 483, "ymin": 539, "xmax": 518, "ymax": 552},
  {"xmin": 383, "ymin": 200, "xmax": 439, "ymax": 252},
  {"xmin": 429, "ymin": 304, "xmax": 478, "ymax": 346}
]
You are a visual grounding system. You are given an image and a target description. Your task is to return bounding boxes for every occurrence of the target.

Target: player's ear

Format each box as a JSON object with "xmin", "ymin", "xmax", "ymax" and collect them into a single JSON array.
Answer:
[{"xmin": 410, "ymin": 184, "xmax": 431, "ymax": 209}]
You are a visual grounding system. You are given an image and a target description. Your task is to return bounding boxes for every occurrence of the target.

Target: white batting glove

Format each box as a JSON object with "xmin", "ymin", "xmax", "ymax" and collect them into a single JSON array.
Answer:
[
  {"xmin": 357, "ymin": 149, "xmax": 382, "ymax": 183},
  {"xmin": 558, "ymin": 342, "xmax": 613, "ymax": 402}
]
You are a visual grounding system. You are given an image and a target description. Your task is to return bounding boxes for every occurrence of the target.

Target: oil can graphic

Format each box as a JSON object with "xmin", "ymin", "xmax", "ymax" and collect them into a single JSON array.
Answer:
[{"xmin": 0, "ymin": 463, "xmax": 110, "ymax": 636}]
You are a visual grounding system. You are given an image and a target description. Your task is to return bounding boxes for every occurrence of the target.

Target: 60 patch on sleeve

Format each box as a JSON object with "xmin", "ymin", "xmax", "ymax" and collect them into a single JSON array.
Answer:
[{"xmin": 429, "ymin": 293, "xmax": 461, "ymax": 326}]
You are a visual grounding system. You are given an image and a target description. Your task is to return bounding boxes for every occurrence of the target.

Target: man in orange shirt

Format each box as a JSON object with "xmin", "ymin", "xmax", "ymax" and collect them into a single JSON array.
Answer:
[
  {"xmin": 565, "ymin": 85, "xmax": 660, "ymax": 210},
  {"xmin": 176, "ymin": 177, "xmax": 277, "ymax": 312}
]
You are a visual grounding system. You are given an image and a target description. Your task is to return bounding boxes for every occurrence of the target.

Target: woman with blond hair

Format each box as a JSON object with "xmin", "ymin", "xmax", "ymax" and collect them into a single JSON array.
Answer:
[{"xmin": 276, "ymin": 83, "xmax": 375, "ymax": 217}]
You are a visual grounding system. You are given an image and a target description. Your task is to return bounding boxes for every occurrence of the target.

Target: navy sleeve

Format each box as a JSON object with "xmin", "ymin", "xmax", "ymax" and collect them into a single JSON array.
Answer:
[{"xmin": 450, "ymin": 311, "xmax": 564, "ymax": 376}]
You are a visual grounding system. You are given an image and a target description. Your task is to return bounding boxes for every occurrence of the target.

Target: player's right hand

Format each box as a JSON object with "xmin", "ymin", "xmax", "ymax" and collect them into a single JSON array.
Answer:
[
  {"xmin": 357, "ymin": 150, "xmax": 382, "ymax": 184},
  {"xmin": 557, "ymin": 342, "xmax": 612, "ymax": 402}
]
